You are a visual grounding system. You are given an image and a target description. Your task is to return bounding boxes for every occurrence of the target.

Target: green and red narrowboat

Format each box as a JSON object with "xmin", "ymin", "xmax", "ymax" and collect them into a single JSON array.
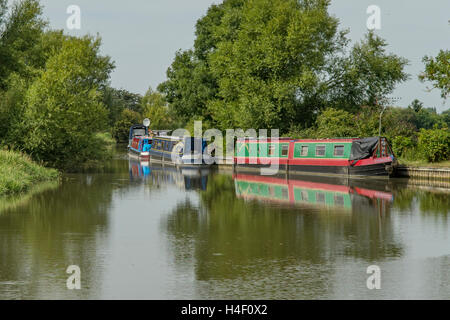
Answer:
[{"xmin": 234, "ymin": 137, "xmax": 397, "ymax": 178}]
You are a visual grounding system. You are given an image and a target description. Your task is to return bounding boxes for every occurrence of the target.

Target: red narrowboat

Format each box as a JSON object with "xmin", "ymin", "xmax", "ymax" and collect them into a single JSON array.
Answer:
[{"xmin": 234, "ymin": 137, "xmax": 397, "ymax": 178}]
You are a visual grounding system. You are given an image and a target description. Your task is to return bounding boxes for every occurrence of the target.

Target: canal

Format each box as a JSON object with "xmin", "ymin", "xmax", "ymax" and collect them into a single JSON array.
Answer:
[{"xmin": 0, "ymin": 151, "xmax": 449, "ymax": 299}]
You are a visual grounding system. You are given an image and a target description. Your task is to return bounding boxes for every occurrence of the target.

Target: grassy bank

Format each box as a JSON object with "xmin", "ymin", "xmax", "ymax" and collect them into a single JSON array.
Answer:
[
  {"xmin": 0, "ymin": 150, "xmax": 59, "ymax": 195},
  {"xmin": 398, "ymin": 158, "xmax": 450, "ymax": 168}
]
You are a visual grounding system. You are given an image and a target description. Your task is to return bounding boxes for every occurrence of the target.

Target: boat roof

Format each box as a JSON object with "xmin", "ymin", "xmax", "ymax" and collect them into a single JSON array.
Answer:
[{"xmin": 237, "ymin": 137, "xmax": 379, "ymax": 143}]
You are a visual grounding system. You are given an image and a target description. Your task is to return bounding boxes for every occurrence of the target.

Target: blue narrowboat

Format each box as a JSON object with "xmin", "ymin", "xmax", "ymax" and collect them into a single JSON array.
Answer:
[
  {"xmin": 128, "ymin": 124, "xmax": 148, "ymax": 148},
  {"xmin": 149, "ymin": 136, "xmax": 214, "ymax": 167},
  {"xmin": 128, "ymin": 135, "xmax": 152, "ymax": 160}
]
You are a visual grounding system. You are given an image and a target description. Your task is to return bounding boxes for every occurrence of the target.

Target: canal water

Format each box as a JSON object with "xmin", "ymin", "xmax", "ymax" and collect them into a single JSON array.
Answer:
[{"xmin": 0, "ymin": 151, "xmax": 449, "ymax": 300}]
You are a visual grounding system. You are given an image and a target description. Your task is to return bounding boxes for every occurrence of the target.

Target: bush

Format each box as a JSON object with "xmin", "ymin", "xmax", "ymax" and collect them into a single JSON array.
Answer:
[
  {"xmin": 391, "ymin": 136, "xmax": 416, "ymax": 158},
  {"xmin": 418, "ymin": 126, "xmax": 450, "ymax": 162},
  {"xmin": 113, "ymin": 109, "xmax": 142, "ymax": 142}
]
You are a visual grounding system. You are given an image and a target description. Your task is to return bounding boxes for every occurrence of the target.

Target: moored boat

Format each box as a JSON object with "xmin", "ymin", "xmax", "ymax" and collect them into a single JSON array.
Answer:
[
  {"xmin": 128, "ymin": 135, "xmax": 152, "ymax": 160},
  {"xmin": 149, "ymin": 136, "xmax": 214, "ymax": 168},
  {"xmin": 128, "ymin": 124, "xmax": 148, "ymax": 148},
  {"xmin": 234, "ymin": 137, "xmax": 397, "ymax": 178}
]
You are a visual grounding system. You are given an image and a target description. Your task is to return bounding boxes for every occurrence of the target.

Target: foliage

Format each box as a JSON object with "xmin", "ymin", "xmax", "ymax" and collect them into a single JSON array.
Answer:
[
  {"xmin": 417, "ymin": 126, "xmax": 450, "ymax": 162},
  {"xmin": 0, "ymin": 150, "xmax": 58, "ymax": 195},
  {"xmin": 419, "ymin": 50, "xmax": 450, "ymax": 100},
  {"xmin": 113, "ymin": 109, "xmax": 142, "ymax": 142},
  {"xmin": 0, "ymin": 0, "xmax": 47, "ymax": 89},
  {"xmin": 314, "ymin": 108, "xmax": 355, "ymax": 138},
  {"xmin": 22, "ymin": 35, "xmax": 115, "ymax": 170},
  {"xmin": 141, "ymin": 88, "xmax": 175, "ymax": 130},
  {"xmin": 390, "ymin": 136, "xmax": 415, "ymax": 158},
  {"xmin": 160, "ymin": 0, "xmax": 408, "ymax": 132},
  {"xmin": 102, "ymin": 87, "xmax": 143, "ymax": 126}
]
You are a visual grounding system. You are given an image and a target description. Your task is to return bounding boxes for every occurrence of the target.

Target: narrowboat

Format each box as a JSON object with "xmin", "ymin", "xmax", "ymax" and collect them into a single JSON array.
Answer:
[
  {"xmin": 128, "ymin": 135, "xmax": 152, "ymax": 160},
  {"xmin": 234, "ymin": 173, "xmax": 393, "ymax": 212},
  {"xmin": 149, "ymin": 136, "xmax": 214, "ymax": 167},
  {"xmin": 128, "ymin": 124, "xmax": 148, "ymax": 148},
  {"xmin": 234, "ymin": 137, "xmax": 397, "ymax": 178}
]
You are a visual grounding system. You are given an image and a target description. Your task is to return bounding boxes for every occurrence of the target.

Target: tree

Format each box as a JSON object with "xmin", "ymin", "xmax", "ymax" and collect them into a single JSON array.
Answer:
[
  {"xmin": 326, "ymin": 32, "xmax": 409, "ymax": 111},
  {"xmin": 418, "ymin": 126, "xmax": 450, "ymax": 162},
  {"xmin": 315, "ymin": 108, "xmax": 355, "ymax": 138},
  {"xmin": 22, "ymin": 35, "xmax": 115, "ymax": 169},
  {"xmin": 102, "ymin": 87, "xmax": 143, "ymax": 126},
  {"xmin": 419, "ymin": 50, "xmax": 450, "ymax": 100},
  {"xmin": 408, "ymin": 99, "xmax": 423, "ymax": 113},
  {"xmin": 0, "ymin": 0, "xmax": 47, "ymax": 89},
  {"xmin": 141, "ymin": 88, "xmax": 174, "ymax": 130},
  {"xmin": 160, "ymin": 0, "xmax": 408, "ymax": 132},
  {"xmin": 112, "ymin": 109, "xmax": 142, "ymax": 142}
]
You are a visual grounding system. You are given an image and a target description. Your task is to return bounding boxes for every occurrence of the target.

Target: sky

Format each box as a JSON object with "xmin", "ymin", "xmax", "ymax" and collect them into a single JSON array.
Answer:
[{"xmin": 40, "ymin": 0, "xmax": 449, "ymax": 112}]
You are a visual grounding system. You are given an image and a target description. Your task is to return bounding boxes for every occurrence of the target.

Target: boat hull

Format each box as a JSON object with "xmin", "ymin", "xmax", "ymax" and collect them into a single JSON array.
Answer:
[
  {"xmin": 235, "ymin": 161, "xmax": 395, "ymax": 178},
  {"xmin": 128, "ymin": 149, "xmax": 150, "ymax": 160}
]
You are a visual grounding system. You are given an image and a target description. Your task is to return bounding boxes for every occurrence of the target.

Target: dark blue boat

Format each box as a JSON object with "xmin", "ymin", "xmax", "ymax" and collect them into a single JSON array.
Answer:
[{"xmin": 149, "ymin": 136, "xmax": 214, "ymax": 167}]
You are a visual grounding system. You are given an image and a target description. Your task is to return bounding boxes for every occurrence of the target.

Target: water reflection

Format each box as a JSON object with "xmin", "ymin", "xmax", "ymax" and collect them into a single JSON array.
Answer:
[
  {"xmin": 0, "ymin": 153, "xmax": 449, "ymax": 299},
  {"xmin": 0, "ymin": 170, "xmax": 120, "ymax": 299},
  {"xmin": 128, "ymin": 158, "xmax": 209, "ymax": 191}
]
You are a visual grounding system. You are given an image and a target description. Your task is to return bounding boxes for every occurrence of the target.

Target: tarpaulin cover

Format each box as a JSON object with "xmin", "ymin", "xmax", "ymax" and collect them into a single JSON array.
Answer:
[{"xmin": 349, "ymin": 137, "xmax": 379, "ymax": 161}]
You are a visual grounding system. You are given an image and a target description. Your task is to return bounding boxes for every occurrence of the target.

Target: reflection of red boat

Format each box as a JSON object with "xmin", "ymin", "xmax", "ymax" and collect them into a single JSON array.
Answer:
[{"xmin": 233, "ymin": 173, "xmax": 393, "ymax": 210}]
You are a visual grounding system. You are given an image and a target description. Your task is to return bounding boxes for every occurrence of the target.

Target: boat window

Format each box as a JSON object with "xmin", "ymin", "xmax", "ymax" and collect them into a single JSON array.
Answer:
[
  {"xmin": 282, "ymin": 188, "xmax": 289, "ymax": 199},
  {"xmin": 316, "ymin": 146, "xmax": 326, "ymax": 157},
  {"xmin": 301, "ymin": 191, "xmax": 308, "ymax": 201},
  {"xmin": 133, "ymin": 129, "xmax": 146, "ymax": 137},
  {"xmin": 301, "ymin": 146, "xmax": 309, "ymax": 156},
  {"xmin": 334, "ymin": 195, "xmax": 344, "ymax": 206},
  {"xmin": 316, "ymin": 192, "xmax": 325, "ymax": 203},
  {"xmin": 281, "ymin": 145, "xmax": 289, "ymax": 156},
  {"xmin": 334, "ymin": 145, "xmax": 345, "ymax": 157},
  {"xmin": 268, "ymin": 145, "xmax": 276, "ymax": 156}
]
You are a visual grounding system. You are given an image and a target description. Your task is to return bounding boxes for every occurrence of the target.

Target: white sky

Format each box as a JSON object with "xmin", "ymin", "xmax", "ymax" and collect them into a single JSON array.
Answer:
[{"xmin": 40, "ymin": 0, "xmax": 449, "ymax": 112}]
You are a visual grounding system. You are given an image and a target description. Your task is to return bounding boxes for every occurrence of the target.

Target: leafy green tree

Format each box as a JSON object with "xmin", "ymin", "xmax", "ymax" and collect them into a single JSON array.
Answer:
[
  {"xmin": 158, "ymin": 0, "xmax": 243, "ymax": 124},
  {"xmin": 419, "ymin": 50, "xmax": 450, "ymax": 100},
  {"xmin": 418, "ymin": 126, "xmax": 450, "ymax": 162},
  {"xmin": 415, "ymin": 107, "xmax": 445, "ymax": 130},
  {"xmin": 0, "ymin": 0, "xmax": 47, "ymax": 89},
  {"xmin": 102, "ymin": 87, "xmax": 143, "ymax": 126},
  {"xmin": 112, "ymin": 109, "xmax": 142, "ymax": 142},
  {"xmin": 141, "ymin": 88, "xmax": 174, "ymax": 130},
  {"xmin": 314, "ymin": 108, "xmax": 355, "ymax": 138},
  {"xmin": 160, "ymin": 0, "xmax": 408, "ymax": 132},
  {"xmin": 22, "ymin": 35, "xmax": 115, "ymax": 169},
  {"xmin": 408, "ymin": 99, "xmax": 423, "ymax": 113},
  {"xmin": 442, "ymin": 109, "xmax": 450, "ymax": 127},
  {"xmin": 327, "ymin": 32, "xmax": 409, "ymax": 111}
]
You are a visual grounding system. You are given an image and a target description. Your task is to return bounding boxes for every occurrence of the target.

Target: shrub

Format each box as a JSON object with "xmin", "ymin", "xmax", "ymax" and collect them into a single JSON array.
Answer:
[
  {"xmin": 417, "ymin": 126, "xmax": 450, "ymax": 162},
  {"xmin": 391, "ymin": 136, "xmax": 416, "ymax": 158},
  {"xmin": 112, "ymin": 109, "xmax": 142, "ymax": 142}
]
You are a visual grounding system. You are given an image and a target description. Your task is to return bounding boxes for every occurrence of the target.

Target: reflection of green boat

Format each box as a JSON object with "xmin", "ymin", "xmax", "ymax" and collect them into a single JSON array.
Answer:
[{"xmin": 234, "ymin": 173, "xmax": 393, "ymax": 211}]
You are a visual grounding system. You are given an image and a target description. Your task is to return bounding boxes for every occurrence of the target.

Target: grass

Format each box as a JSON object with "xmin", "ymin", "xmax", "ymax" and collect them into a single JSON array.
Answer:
[
  {"xmin": 0, "ymin": 150, "xmax": 59, "ymax": 195},
  {"xmin": 398, "ymin": 158, "xmax": 450, "ymax": 168}
]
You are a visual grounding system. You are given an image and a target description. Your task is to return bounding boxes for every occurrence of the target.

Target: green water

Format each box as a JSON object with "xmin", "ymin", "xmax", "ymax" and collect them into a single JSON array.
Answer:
[{"xmin": 0, "ymin": 153, "xmax": 449, "ymax": 299}]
